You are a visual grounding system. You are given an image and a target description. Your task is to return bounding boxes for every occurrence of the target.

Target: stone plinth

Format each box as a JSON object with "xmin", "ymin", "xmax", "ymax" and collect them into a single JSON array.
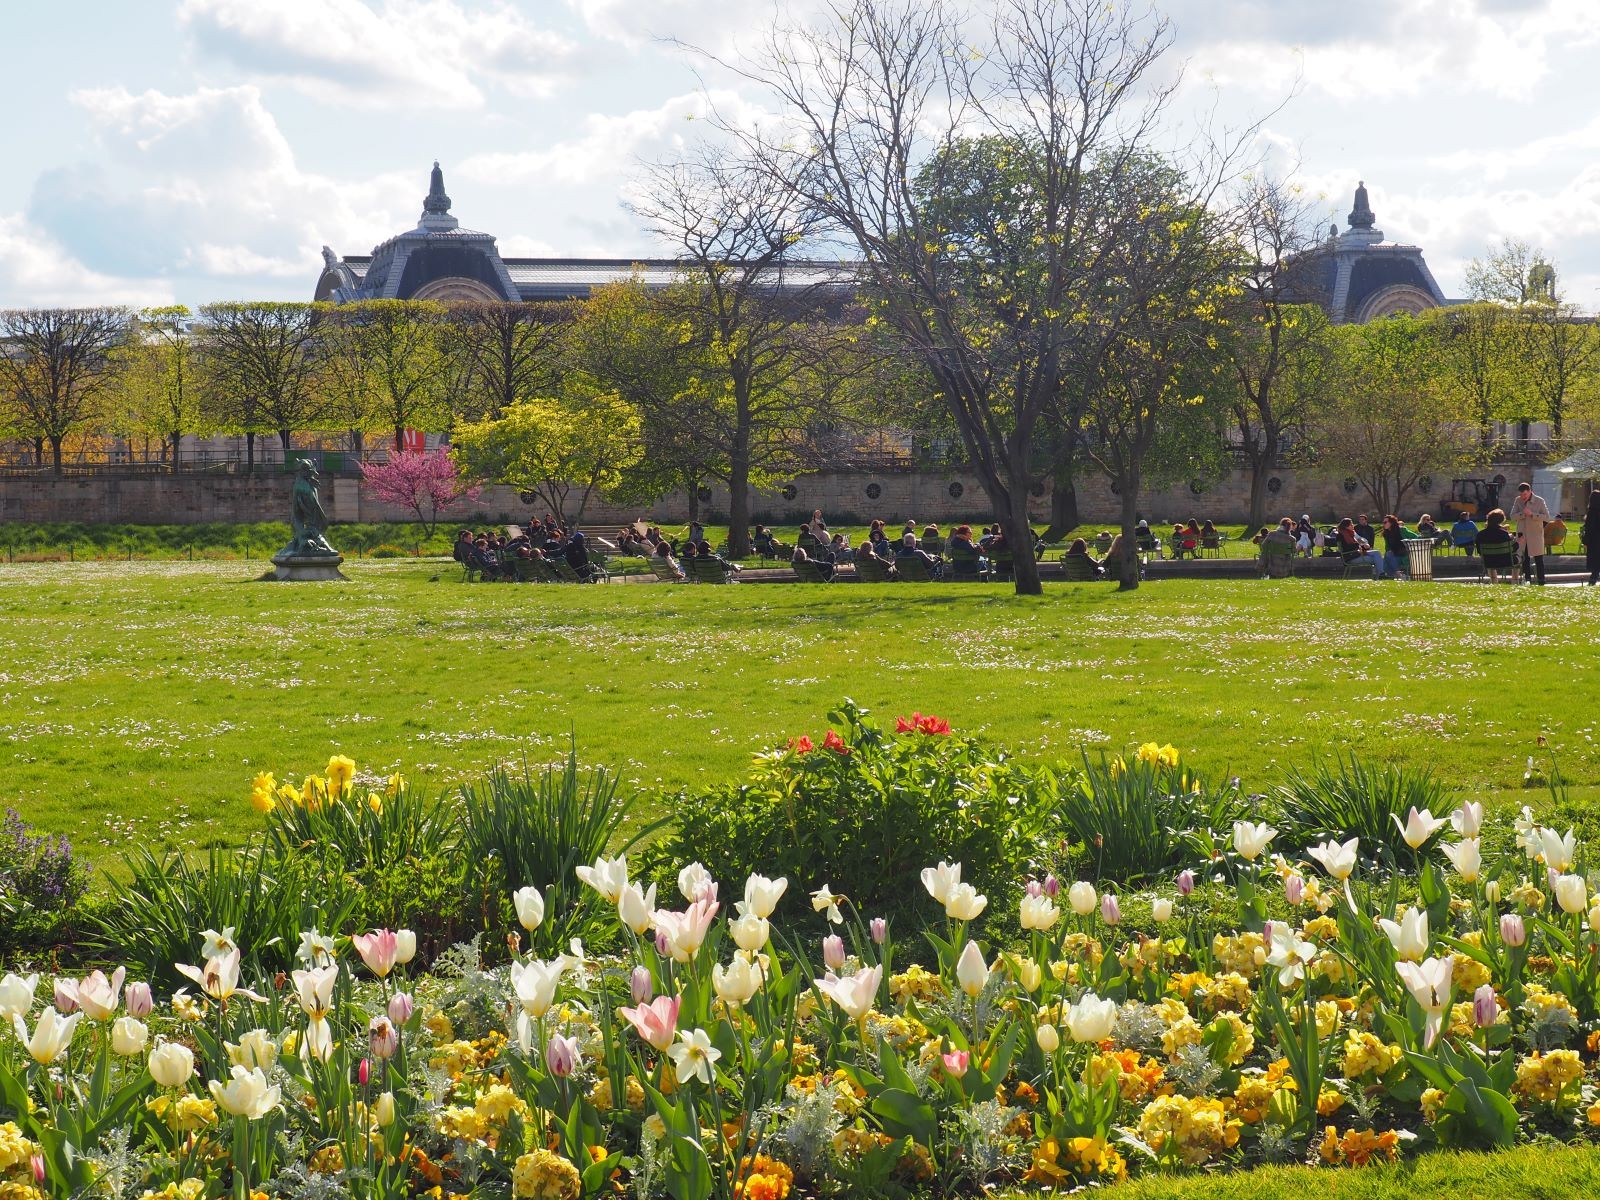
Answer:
[{"xmin": 271, "ymin": 553, "xmax": 347, "ymax": 581}]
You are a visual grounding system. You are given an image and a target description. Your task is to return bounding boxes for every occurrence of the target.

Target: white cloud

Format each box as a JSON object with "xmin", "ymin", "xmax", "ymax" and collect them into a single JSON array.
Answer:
[
  {"xmin": 178, "ymin": 0, "xmax": 578, "ymax": 108},
  {"xmin": 0, "ymin": 213, "xmax": 174, "ymax": 307},
  {"xmin": 26, "ymin": 85, "xmax": 420, "ymax": 296}
]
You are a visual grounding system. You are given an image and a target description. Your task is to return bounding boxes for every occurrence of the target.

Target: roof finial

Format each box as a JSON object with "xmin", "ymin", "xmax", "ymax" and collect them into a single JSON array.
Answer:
[
  {"xmin": 1347, "ymin": 180, "xmax": 1375, "ymax": 231},
  {"xmin": 424, "ymin": 162, "xmax": 452, "ymax": 215}
]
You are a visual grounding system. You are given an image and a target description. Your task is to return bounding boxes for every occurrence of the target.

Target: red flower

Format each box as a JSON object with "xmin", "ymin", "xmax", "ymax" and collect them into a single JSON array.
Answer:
[
  {"xmin": 790, "ymin": 735, "xmax": 815, "ymax": 754},
  {"xmin": 897, "ymin": 712, "xmax": 953, "ymax": 735},
  {"xmin": 823, "ymin": 730, "xmax": 850, "ymax": 755}
]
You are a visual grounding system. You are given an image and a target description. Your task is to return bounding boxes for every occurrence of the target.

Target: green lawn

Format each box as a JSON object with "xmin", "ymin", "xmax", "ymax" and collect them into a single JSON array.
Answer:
[{"xmin": 3, "ymin": 559, "xmax": 1598, "ymax": 865}]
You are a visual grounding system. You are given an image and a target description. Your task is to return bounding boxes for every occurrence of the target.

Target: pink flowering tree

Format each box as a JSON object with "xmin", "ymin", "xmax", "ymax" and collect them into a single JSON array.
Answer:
[{"xmin": 358, "ymin": 448, "xmax": 482, "ymax": 536}]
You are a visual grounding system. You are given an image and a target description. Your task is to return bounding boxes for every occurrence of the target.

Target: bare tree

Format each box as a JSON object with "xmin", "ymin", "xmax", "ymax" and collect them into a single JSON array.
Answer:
[
  {"xmin": 445, "ymin": 301, "xmax": 571, "ymax": 422},
  {"xmin": 697, "ymin": 0, "xmax": 1265, "ymax": 593},
  {"xmin": 626, "ymin": 151, "xmax": 853, "ymax": 558},
  {"xmin": 1220, "ymin": 179, "xmax": 1334, "ymax": 527},
  {"xmin": 0, "ymin": 306, "xmax": 130, "ymax": 473}
]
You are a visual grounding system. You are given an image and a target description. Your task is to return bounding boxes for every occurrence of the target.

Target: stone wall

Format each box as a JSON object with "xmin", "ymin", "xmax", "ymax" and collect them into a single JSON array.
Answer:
[{"xmin": 0, "ymin": 463, "xmax": 1545, "ymax": 529}]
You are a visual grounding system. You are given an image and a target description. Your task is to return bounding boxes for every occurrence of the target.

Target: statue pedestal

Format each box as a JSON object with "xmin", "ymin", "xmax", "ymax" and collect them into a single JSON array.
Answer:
[{"xmin": 271, "ymin": 553, "xmax": 347, "ymax": 582}]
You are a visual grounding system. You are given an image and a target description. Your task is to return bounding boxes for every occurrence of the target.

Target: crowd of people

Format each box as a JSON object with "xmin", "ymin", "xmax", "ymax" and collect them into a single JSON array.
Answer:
[
  {"xmin": 1249, "ymin": 482, "xmax": 1600, "ymax": 585},
  {"xmin": 452, "ymin": 518, "xmax": 607, "ymax": 582}
]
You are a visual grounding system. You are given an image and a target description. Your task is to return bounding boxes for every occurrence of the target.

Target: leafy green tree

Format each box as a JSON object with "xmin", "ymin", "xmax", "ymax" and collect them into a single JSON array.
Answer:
[
  {"xmin": 194, "ymin": 302, "xmax": 326, "ymax": 469},
  {"xmin": 450, "ymin": 391, "xmax": 642, "ymax": 528},
  {"xmin": 1315, "ymin": 318, "xmax": 1478, "ymax": 516},
  {"xmin": 320, "ymin": 300, "xmax": 449, "ymax": 451},
  {"xmin": 1424, "ymin": 303, "xmax": 1531, "ymax": 446}
]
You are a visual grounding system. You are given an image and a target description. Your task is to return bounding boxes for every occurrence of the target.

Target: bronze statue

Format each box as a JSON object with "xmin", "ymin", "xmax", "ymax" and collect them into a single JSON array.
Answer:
[{"xmin": 269, "ymin": 461, "xmax": 345, "ymax": 578}]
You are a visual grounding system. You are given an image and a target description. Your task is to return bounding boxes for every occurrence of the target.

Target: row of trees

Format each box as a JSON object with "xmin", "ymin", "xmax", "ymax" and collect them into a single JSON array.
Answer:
[{"xmin": 4, "ymin": 6, "xmax": 1599, "ymax": 590}]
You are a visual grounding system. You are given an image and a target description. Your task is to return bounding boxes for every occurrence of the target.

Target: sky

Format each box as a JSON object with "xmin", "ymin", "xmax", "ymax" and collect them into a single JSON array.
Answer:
[{"xmin": 2, "ymin": 0, "xmax": 1599, "ymax": 311}]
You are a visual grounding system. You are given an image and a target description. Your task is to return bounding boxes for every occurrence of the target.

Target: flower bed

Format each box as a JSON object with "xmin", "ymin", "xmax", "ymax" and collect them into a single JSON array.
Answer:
[{"xmin": 5, "ymin": 726, "xmax": 1600, "ymax": 1198}]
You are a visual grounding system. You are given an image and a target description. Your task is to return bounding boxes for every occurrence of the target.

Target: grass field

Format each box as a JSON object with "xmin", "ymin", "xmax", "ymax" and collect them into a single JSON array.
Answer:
[{"xmin": 3, "ymin": 558, "xmax": 1599, "ymax": 866}]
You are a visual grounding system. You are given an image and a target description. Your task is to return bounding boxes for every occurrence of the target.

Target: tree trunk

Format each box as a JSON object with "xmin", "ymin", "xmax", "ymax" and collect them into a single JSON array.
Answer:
[
  {"xmin": 726, "ymin": 458, "xmax": 751, "ymax": 559},
  {"xmin": 245, "ymin": 432, "xmax": 256, "ymax": 474},
  {"xmin": 49, "ymin": 435, "xmax": 64, "ymax": 476},
  {"xmin": 1117, "ymin": 474, "xmax": 1142, "ymax": 592},
  {"xmin": 1245, "ymin": 448, "xmax": 1272, "ymax": 530},
  {"xmin": 170, "ymin": 431, "xmax": 181, "ymax": 473},
  {"xmin": 279, "ymin": 429, "xmax": 292, "ymax": 452},
  {"xmin": 1047, "ymin": 474, "xmax": 1079, "ymax": 540},
  {"xmin": 32, "ymin": 438, "xmax": 43, "ymax": 467},
  {"xmin": 394, "ymin": 427, "xmax": 405, "ymax": 453},
  {"xmin": 686, "ymin": 476, "xmax": 702, "ymax": 525},
  {"xmin": 1001, "ymin": 481, "xmax": 1042, "ymax": 596}
]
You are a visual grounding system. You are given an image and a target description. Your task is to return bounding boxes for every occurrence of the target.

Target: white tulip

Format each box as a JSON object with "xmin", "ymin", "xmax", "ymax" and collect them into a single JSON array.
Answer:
[
  {"xmin": 510, "ymin": 955, "xmax": 573, "ymax": 1020},
  {"xmin": 1376, "ymin": 907, "xmax": 1430, "ymax": 962},
  {"xmin": 678, "ymin": 862, "xmax": 715, "ymax": 903},
  {"xmin": 291, "ymin": 966, "xmax": 338, "ymax": 1019},
  {"xmin": 302, "ymin": 1015, "xmax": 334, "ymax": 1062},
  {"xmin": 955, "ymin": 940, "xmax": 990, "ymax": 998},
  {"xmin": 1035, "ymin": 1023, "xmax": 1060, "ymax": 1053},
  {"xmin": 373, "ymin": 1090, "xmax": 396, "ymax": 1127},
  {"xmin": 617, "ymin": 881, "xmax": 658, "ymax": 935},
  {"xmin": 1442, "ymin": 838, "xmax": 1482, "ymax": 883},
  {"xmin": 175, "ymin": 948, "xmax": 265, "ymax": 1003},
  {"xmin": 394, "ymin": 929, "xmax": 417, "ymax": 965},
  {"xmin": 199, "ymin": 926, "xmax": 238, "ymax": 959},
  {"xmin": 296, "ymin": 929, "xmax": 336, "ymax": 966},
  {"xmin": 944, "ymin": 883, "xmax": 988, "ymax": 922},
  {"xmin": 737, "ymin": 874, "xmax": 788, "ymax": 919},
  {"xmin": 1066, "ymin": 994, "xmax": 1117, "ymax": 1043},
  {"xmin": 1394, "ymin": 807, "xmax": 1446, "ymax": 850},
  {"xmin": 148, "ymin": 1040, "xmax": 195, "ymax": 1087},
  {"xmin": 111, "ymin": 1016, "xmax": 148, "ymax": 1057},
  {"xmin": 0, "ymin": 973, "xmax": 38, "ymax": 1020},
  {"xmin": 209, "ymin": 1065, "xmax": 281, "ymax": 1119},
  {"xmin": 228, "ymin": 1028, "xmax": 279, "ymax": 1070},
  {"xmin": 513, "ymin": 885, "xmax": 545, "ymax": 932},
  {"xmin": 13, "ymin": 1009, "xmax": 81, "ymax": 1064},
  {"xmin": 1451, "ymin": 802, "xmax": 1484, "ymax": 837},
  {"xmin": 1555, "ymin": 873, "xmax": 1588, "ymax": 914},
  {"xmin": 74, "ymin": 967, "xmax": 126, "ymax": 1022},
  {"xmin": 1232, "ymin": 820, "xmax": 1277, "ymax": 862},
  {"xmin": 1539, "ymin": 828, "xmax": 1578, "ymax": 874},
  {"xmin": 574, "ymin": 855, "xmax": 629, "ymax": 903},
  {"xmin": 729, "ymin": 913, "xmax": 770, "ymax": 953},
  {"xmin": 1151, "ymin": 898, "xmax": 1173, "ymax": 923},
  {"xmin": 711, "ymin": 956, "xmax": 763, "ymax": 1006},
  {"xmin": 1265, "ymin": 922, "xmax": 1318, "ymax": 987},
  {"xmin": 1067, "ymin": 881, "xmax": 1097, "ymax": 916},
  {"xmin": 920, "ymin": 861, "xmax": 962, "ymax": 905},
  {"xmin": 813, "ymin": 965, "xmax": 882, "ymax": 1021},
  {"xmin": 1395, "ymin": 956, "xmax": 1454, "ymax": 1048},
  {"xmin": 1306, "ymin": 837, "xmax": 1360, "ymax": 881},
  {"xmin": 1019, "ymin": 893, "xmax": 1060, "ymax": 931}
]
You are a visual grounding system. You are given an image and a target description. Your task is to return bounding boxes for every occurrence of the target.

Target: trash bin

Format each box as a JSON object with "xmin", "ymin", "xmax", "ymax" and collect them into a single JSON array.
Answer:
[{"xmin": 1406, "ymin": 538, "xmax": 1434, "ymax": 581}]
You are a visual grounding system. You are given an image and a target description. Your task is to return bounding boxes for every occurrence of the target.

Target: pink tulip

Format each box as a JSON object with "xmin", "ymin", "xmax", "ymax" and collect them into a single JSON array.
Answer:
[
  {"xmin": 1285, "ymin": 874, "xmax": 1305, "ymax": 906},
  {"xmin": 655, "ymin": 929, "xmax": 671, "ymax": 956},
  {"xmin": 621, "ymin": 995, "xmax": 681, "ymax": 1052},
  {"xmin": 822, "ymin": 935, "xmax": 846, "ymax": 971},
  {"xmin": 358, "ymin": 1058, "xmax": 371, "ymax": 1086},
  {"xmin": 545, "ymin": 1033, "xmax": 581, "ymax": 1077},
  {"xmin": 870, "ymin": 917, "xmax": 887, "ymax": 945},
  {"xmin": 1473, "ymin": 984, "xmax": 1498, "ymax": 1028},
  {"xmin": 1101, "ymin": 894, "xmax": 1121, "ymax": 926},
  {"xmin": 388, "ymin": 991, "xmax": 414, "ymax": 1026},
  {"xmin": 30, "ymin": 1155, "xmax": 44, "ymax": 1184},
  {"xmin": 630, "ymin": 966, "xmax": 653, "ymax": 1004},
  {"xmin": 942, "ymin": 1049, "xmax": 969, "ymax": 1079},
  {"xmin": 53, "ymin": 980, "xmax": 79, "ymax": 1014},
  {"xmin": 1026, "ymin": 879, "xmax": 1043, "ymax": 898},
  {"xmin": 352, "ymin": 930, "xmax": 399, "ymax": 979},
  {"xmin": 368, "ymin": 1016, "xmax": 398, "ymax": 1060},
  {"xmin": 1043, "ymin": 874, "xmax": 1060, "ymax": 897},
  {"xmin": 1500, "ymin": 913, "xmax": 1526, "ymax": 948},
  {"xmin": 1176, "ymin": 870, "xmax": 1195, "ymax": 896},
  {"xmin": 125, "ymin": 982, "xmax": 153, "ymax": 1018}
]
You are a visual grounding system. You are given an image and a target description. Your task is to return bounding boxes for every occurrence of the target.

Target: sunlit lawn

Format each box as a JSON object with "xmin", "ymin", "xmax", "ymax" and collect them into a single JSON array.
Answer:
[{"xmin": 3, "ymin": 559, "xmax": 1598, "ymax": 867}]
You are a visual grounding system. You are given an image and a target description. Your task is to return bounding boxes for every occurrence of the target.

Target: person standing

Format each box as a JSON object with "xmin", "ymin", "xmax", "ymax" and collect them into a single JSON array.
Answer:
[
  {"xmin": 1584, "ymin": 488, "xmax": 1600, "ymax": 586},
  {"xmin": 1510, "ymin": 481, "xmax": 1551, "ymax": 585}
]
